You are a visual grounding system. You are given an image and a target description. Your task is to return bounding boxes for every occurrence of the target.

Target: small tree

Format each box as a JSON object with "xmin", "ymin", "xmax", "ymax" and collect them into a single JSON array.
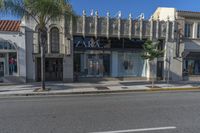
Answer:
[
  {"xmin": 1, "ymin": 0, "xmax": 74, "ymax": 90},
  {"xmin": 141, "ymin": 40, "xmax": 164, "ymax": 88}
]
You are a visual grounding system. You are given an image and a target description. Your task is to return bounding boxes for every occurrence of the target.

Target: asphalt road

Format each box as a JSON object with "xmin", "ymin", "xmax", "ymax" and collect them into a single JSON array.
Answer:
[{"xmin": 0, "ymin": 92, "xmax": 200, "ymax": 133}]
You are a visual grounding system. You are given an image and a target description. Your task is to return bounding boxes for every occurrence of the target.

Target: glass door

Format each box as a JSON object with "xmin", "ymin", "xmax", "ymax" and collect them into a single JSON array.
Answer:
[
  {"xmin": 0, "ymin": 61, "xmax": 4, "ymax": 77},
  {"xmin": 87, "ymin": 54, "xmax": 103, "ymax": 77}
]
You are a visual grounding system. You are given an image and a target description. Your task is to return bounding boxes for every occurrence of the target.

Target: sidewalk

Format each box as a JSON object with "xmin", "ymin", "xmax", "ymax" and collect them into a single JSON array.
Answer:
[{"xmin": 0, "ymin": 80, "xmax": 200, "ymax": 97}]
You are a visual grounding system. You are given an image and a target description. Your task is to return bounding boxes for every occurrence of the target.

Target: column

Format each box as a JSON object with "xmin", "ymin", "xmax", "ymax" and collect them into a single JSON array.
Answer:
[
  {"xmin": 193, "ymin": 22, "xmax": 198, "ymax": 39},
  {"xmin": 111, "ymin": 52, "xmax": 118, "ymax": 77},
  {"xmin": 63, "ymin": 39, "xmax": 74, "ymax": 82},
  {"xmin": 129, "ymin": 13, "xmax": 132, "ymax": 40},
  {"xmin": 163, "ymin": 17, "xmax": 170, "ymax": 81},
  {"xmin": 94, "ymin": 11, "xmax": 98, "ymax": 39},
  {"xmin": 140, "ymin": 16, "xmax": 143, "ymax": 40},
  {"xmin": 156, "ymin": 18, "xmax": 160, "ymax": 39},
  {"xmin": 172, "ymin": 21, "xmax": 176, "ymax": 40},
  {"xmin": 118, "ymin": 12, "xmax": 121, "ymax": 39},
  {"xmin": 106, "ymin": 12, "xmax": 110, "ymax": 39},
  {"xmin": 70, "ymin": 15, "xmax": 73, "ymax": 35},
  {"xmin": 150, "ymin": 16, "xmax": 154, "ymax": 41},
  {"xmin": 82, "ymin": 10, "xmax": 86, "ymax": 38},
  {"xmin": 47, "ymin": 31, "xmax": 50, "ymax": 54}
]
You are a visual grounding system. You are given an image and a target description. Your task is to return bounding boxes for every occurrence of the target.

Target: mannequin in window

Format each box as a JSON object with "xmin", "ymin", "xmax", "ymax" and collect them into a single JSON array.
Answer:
[
  {"xmin": 9, "ymin": 57, "xmax": 15, "ymax": 75},
  {"xmin": 123, "ymin": 61, "xmax": 129, "ymax": 70}
]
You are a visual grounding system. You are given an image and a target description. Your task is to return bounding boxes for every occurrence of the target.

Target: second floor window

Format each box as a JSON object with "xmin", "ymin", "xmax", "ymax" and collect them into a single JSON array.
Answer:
[
  {"xmin": 50, "ymin": 27, "xmax": 60, "ymax": 53},
  {"xmin": 185, "ymin": 23, "xmax": 192, "ymax": 38}
]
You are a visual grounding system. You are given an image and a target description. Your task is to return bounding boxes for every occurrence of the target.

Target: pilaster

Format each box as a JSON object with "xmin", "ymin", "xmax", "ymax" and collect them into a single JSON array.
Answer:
[
  {"xmin": 166, "ymin": 17, "xmax": 170, "ymax": 42},
  {"xmin": 47, "ymin": 31, "xmax": 50, "ymax": 54},
  {"xmin": 156, "ymin": 18, "xmax": 160, "ymax": 39},
  {"xmin": 118, "ymin": 12, "xmax": 121, "ymax": 39},
  {"xmin": 172, "ymin": 21, "xmax": 175, "ymax": 40},
  {"xmin": 140, "ymin": 17, "xmax": 143, "ymax": 40},
  {"xmin": 94, "ymin": 11, "xmax": 98, "ymax": 39},
  {"xmin": 82, "ymin": 10, "xmax": 86, "ymax": 38},
  {"xmin": 106, "ymin": 12, "xmax": 110, "ymax": 39},
  {"xmin": 150, "ymin": 16, "xmax": 154, "ymax": 41},
  {"xmin": 70, "ymin": 16, "xmax": 73, "ymax": 35},
  {"xmin": 129, "ymin": 13, "xmax": 132, "ymax": 40},
  {"xmin": 193, "ymin": 22, "xmax": 198, "ymax": 39}
]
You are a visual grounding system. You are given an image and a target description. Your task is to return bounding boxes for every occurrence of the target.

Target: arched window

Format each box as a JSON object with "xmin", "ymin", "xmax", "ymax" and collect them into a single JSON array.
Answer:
[{"xmin": 50, "ymin": 27, "xmax": 60, "ymax": 53}]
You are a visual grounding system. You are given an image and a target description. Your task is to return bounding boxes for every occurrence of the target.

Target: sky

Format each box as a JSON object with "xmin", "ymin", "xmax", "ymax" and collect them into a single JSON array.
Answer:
[{"xmin": 1, "ymin": 0, "xmax": 200, "ymax": 20}]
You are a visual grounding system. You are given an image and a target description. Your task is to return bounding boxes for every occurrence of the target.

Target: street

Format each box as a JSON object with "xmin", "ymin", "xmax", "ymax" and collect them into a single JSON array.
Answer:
[{"xmin": 0, "ymin": 92, "xmax": 200, "ymax": 133}]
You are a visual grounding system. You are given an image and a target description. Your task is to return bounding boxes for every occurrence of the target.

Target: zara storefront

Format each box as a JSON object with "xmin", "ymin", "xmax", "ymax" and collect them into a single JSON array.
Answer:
[{"xmin": 73, "ymin": 36, "xmax": 147, "ymax": 78}]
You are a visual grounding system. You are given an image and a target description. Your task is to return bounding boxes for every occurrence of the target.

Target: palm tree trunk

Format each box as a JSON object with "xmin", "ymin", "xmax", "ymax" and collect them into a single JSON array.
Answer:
[
  {"xmin": 39, "ymin": 29, "xmax": 46, "ymax": 90},
  {"xmin": 40, "ymin": 43, "xmax": 45, "ymax": 90}
]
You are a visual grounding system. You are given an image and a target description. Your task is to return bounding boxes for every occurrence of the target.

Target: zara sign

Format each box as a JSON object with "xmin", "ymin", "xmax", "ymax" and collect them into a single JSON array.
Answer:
[{"xmin": 74, "ymin": 37, "xmax": 103, "ymax": 48}]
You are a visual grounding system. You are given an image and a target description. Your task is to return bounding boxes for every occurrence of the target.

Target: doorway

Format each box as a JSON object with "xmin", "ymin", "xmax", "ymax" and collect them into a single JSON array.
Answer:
[
  {"xmin": 87, "ymin": 54, "xmax": 103, "ymax": 77},
  {"xmin": 157, "ymin": 61, "xmax": 164, "ymax": 80},
  {"xmin": 37, "ymin": 58, "xmax": 63, "ymax": 81},
  {"xmin": 0, "ymin": 61, "xmax": 4, "ymax": 77}
]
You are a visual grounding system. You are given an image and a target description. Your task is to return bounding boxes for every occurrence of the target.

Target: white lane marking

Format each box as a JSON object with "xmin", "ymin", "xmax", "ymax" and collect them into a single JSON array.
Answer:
[{"xmin": 90, "ymin": 126, "xmax": 176, "ymax": 133}]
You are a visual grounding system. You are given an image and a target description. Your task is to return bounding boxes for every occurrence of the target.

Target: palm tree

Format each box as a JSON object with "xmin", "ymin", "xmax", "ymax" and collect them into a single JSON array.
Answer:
[
  {"xmin": 0, "ymin": 0, "xmax": 2, "ymax": 8},
  {"xmin": 1, "ymin": 0, "xmax": 74, "ymax": 90},
  {"xmin": 141, "ymin": 40, "xmax": 164, "ymax": 88}
]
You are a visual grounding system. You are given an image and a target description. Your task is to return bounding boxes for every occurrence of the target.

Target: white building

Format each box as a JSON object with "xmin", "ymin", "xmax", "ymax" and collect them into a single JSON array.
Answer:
[
  {"xmin": 0, "ymin": 20, "xmax": 26, "ymax": 83},
  {"xmin": 153, "ymin": 7, "xmax": 200, "ymax": 81}
]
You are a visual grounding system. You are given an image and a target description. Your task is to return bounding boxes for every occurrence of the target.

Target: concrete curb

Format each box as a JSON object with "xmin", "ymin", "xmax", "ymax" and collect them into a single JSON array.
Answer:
[{"xmin": 0, "ymin": 87, "xmax": 200, "ymax": 97}]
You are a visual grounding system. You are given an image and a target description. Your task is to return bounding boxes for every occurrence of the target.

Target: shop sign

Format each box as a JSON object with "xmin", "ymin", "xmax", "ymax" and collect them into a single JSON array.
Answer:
[{"xmin": 75, "ymin": 38, "xmax": 102, "ymax": 48}]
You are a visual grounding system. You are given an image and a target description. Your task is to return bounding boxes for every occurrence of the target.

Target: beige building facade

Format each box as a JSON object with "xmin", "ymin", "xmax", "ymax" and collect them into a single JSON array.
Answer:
[{"xmin": 2, "ymin": 7, "xmax": 200, "ymax": 83}]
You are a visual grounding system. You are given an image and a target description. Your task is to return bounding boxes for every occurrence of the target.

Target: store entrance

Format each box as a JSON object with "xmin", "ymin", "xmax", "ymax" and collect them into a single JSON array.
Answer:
[
  {"xmin": 74, "ymin": 52, "xmax": 111, "ymax": 77},
  {"xmin": 0, "ymin": 61, "xmax": 4, "ymax": 77},
  {"xmin": 87, "ymin": 54, "xmax": 103, "ymax": 77},
  {"xmin": 157, "ymin": 61, "xmax": 164, "ymax": 80},
  {"xmin": 37, "ymin": 58, "xmax": 63, "ymax": 81}
]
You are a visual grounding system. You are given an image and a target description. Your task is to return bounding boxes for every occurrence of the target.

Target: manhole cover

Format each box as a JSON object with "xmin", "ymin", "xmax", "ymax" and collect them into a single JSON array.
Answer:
[{"xmin": 95, "ymin": 86, "xmax": 109, "ymax": 90}]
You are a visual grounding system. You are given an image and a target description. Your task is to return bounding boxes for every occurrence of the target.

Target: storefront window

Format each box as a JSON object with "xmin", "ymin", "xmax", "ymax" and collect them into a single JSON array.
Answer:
[
  {"xmin": 184, "ymin": 59, "xmax": 200, "ymax": 75},
  {"xmin": 74, "ymin": 52, "xmax": 111, "ymax": 77},
  {"xmin": 118, "ymin": 52, "xmax": 146, "ymax": 77},
  {"xmin": 73, "ymin": 36, "xmax": 146, "ymax": 78}
]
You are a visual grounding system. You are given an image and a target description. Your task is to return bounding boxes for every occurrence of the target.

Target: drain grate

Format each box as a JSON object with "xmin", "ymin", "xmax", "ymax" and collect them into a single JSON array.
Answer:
[
  {"xmin": 121, "ymin": 87, "xmax": 128, "ymax": 89},
  {"xmin": 146, "ymin": 86, "xmax": 162, "ymax": 88},
  {"xmin": 95, "ymin": 86, "xmax": 109, "ymax": 90}
]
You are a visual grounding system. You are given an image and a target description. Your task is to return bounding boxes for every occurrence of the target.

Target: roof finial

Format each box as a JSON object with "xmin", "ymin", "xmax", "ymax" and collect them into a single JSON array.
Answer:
[
  {"xmin": 90, "ymin": 9, "xmax": 94, "ymax": 16},
  {"xmin": 118, "ymin": 11, "xmax": 122, "ymax": 18},
  {"xmin": 107, "ymin": 11, "xmax": 110, "ymax": 17},
  {"xmin": 83, "ymin": 10, "xmax": 86, "ymax": 16},
  {"xmin": 95, "ymin": 11, "xmax": 98, "ymax": 16},
  {"xmin": 129, "ymin": 13, "xmax": 132, "ymax": 19}
]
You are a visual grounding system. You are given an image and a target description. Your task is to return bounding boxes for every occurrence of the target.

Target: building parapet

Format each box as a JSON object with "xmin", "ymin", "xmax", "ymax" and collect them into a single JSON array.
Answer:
[{"xmin": 66, "ymin": 10, "xmax": 176, "ymax": 41}]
